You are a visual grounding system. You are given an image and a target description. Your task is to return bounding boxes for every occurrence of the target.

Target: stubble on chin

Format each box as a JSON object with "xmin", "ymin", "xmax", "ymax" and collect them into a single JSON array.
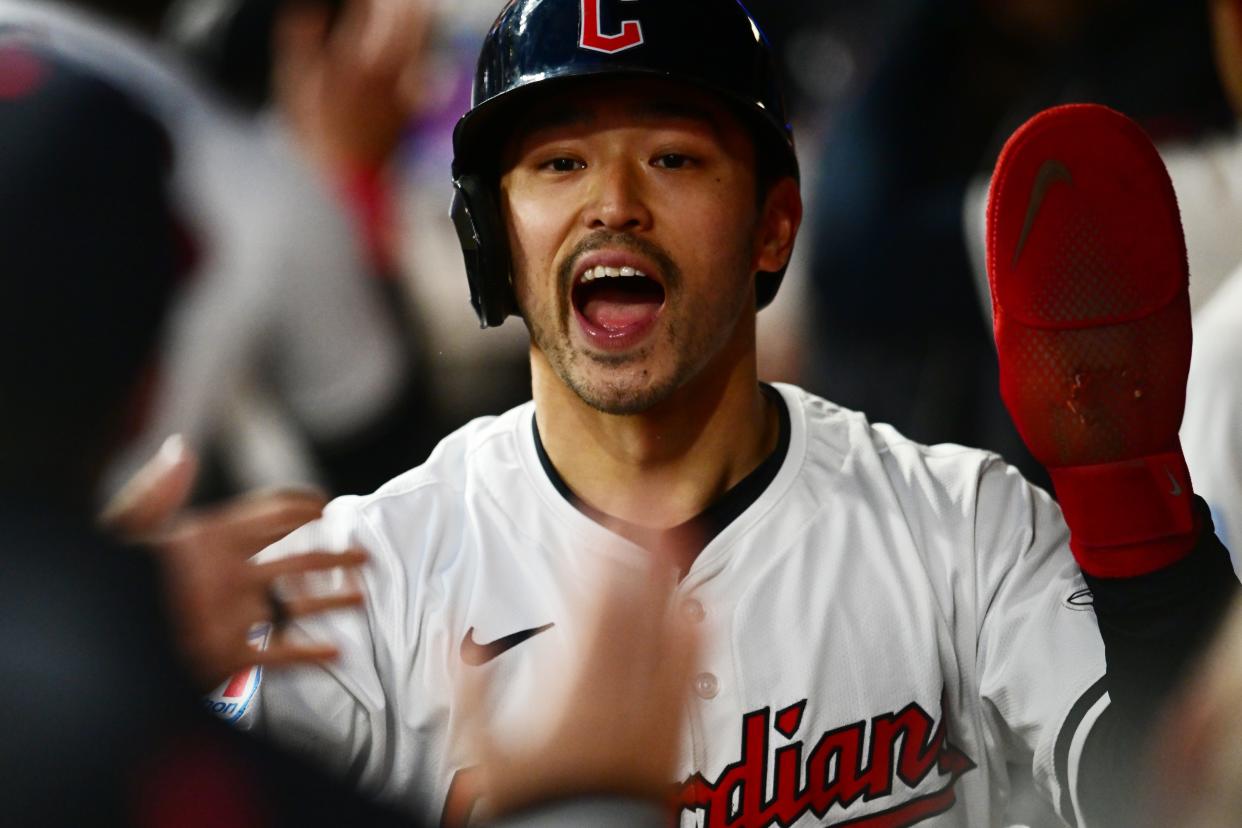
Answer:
[
  {"xmin": 522, "ymin": 233, "xmax": 753, "ymax": 417},
  {"xmin": 519, "ymin": 234, "xmax": 684, "ymax": 415},
  {"xmin": 527, "ymin": 304, "xmax": 686, "ymax": 416}
]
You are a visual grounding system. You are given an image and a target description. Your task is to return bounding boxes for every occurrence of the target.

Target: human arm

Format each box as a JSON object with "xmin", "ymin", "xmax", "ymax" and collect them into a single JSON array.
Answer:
[
  {"xmin": 272, "ymin": 0, "xmax": 433, "ymax": 274},
  {"xmin": 984, "ymin": 103, "xmax": 1242, "ymax": 826},
  {"xmin": 1072, "ymin": 504, "xmax": 1236, "ymax": 828}
]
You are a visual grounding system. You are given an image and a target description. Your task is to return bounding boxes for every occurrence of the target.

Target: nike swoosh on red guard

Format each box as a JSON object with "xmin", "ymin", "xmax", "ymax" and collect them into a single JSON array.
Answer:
[{"xmin": 987, "ymin": 104, "xmax": 1197, "ymax": 577}]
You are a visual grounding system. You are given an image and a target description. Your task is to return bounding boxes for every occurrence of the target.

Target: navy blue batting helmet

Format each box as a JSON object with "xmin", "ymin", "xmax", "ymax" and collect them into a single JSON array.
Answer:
[{"xmin": 450, "ymin": 0, "xmax": 798, "ymax": 329}]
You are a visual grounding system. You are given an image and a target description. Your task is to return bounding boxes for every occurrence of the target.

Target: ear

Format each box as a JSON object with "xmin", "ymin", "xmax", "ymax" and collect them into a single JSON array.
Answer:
[{"xmin": 753, "ymin": 177, "xmax": 803, "ymax": 274}]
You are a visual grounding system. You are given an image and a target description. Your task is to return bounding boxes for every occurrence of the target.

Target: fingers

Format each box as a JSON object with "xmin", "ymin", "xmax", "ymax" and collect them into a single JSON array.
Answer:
[
  {"xmin": 275, "ymin": 0, "xmax": 332, "ymax": 72},
  {"xmin": 188, "ymin": 564, "xmax": 364, "ymax": 687},
  {"xmin": 279, "ymin": 590, "xmax": 366, "ymax": 619},
  {"xmin": 100, "ymin": 434, "xmax": 198, "ymax": 537},
  {"xmin": 257, "ymin": 550, "xmax": 367, "ymax": 632},
  {"xmin": 251, "ymin": 642, "xmax": 342, "ymax": 670},
  {"xmin": 168, "ymin": 489, "xmax": 330, "ymax": 560},
  {"xmin": 272, "ymin": 0, "xmax": 331, "ymax": 124},
  {"xmin": 338, "ymin": 0, "xmax": 431, "ymax": 74},
  {"xmin": 253, "ymin": 548, "xmax": 368, "ymax": 579},
  {"xmin": 231, "ymin": 583, "xmax": 365, "ymax": 672},
  {"xmin": 257, "ymin": 549, "xmax": 367, "ymax": 634},
  {"xmin": 220, "ymin": 487, "xmax": 329, "ymax": 527}
]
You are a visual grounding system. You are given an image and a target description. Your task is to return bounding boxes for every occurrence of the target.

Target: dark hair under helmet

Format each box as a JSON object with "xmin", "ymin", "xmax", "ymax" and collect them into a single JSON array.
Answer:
[{"xmin": 450, "ymin": 0, "xmax": 799, "ymax": 329}]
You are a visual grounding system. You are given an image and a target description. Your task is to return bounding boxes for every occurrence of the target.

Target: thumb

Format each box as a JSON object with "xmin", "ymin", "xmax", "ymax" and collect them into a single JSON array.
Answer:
[{"xmin": 100, "ymin": 434, "xmax": 199, "ymax": 537}]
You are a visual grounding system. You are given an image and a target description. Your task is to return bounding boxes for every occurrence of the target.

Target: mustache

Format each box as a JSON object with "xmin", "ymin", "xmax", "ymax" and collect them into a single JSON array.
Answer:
[{"xmin": 558, "ymin": 233, "xmax": 681, "ymax": 298}]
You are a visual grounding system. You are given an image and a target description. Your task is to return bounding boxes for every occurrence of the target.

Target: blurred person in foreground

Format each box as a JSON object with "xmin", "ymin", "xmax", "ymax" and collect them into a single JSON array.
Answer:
[
  {"xmin": 1152, "ymin": 597, "xmax": 1242, "ymax": 827},
  {"xmin": 160, "ymin": 0, "xmax": 451, "ymax": 490},
  {"xmin": 0, "ymin": 43, "xmax": 690, "ymax": 828},
  {"xmin": 0, "ymin": 41, "xmax": 393, "ymax": 825},
  {"xmin": 0, "ymin": 0, "xmax": 415, "ymax": 501}
]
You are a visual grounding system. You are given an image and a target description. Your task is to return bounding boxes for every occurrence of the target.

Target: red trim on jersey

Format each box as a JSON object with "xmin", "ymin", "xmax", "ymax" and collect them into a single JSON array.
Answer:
[{"xmin": 222, "ymin": 669, "xmax": 252, "ymax": 700}]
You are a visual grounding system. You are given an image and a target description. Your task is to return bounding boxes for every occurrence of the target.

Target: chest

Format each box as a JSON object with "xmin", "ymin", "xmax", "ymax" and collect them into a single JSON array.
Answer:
[{"xmin": 425, "ymin": 533, "xmax": 991, "ymax": 827}]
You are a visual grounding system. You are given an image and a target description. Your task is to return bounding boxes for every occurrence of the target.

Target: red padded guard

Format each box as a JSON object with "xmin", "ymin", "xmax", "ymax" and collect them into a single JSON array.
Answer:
[
  {"xmin": 1049, "ymin": 447, "xmax": 1198, "ymax": 577},
  {"xmin": 987, "ymin": 104, "xmax": 1197, "ymax": 577}
]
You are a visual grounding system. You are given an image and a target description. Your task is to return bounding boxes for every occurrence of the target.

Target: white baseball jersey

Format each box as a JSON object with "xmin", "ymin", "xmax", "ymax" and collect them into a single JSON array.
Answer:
[{"xmin": 229, "ymin": 384, "xmax": 1108, "ymax": 827}]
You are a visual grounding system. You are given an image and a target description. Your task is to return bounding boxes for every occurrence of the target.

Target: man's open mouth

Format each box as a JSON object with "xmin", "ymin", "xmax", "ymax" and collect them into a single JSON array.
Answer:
[{"xmin": 571, "ymin": 265, "xmax": 666, "ymax": 333}]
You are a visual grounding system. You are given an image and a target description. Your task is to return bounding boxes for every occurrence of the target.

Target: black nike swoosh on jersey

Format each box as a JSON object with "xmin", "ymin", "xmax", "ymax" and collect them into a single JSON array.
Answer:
[
  {"xmin": 460, "ymin": 623, "xmax": 555, "ymax": 666},
  {"xmin": 1011, "ymin": 158, "xmax": 1073, "ymax": 267}
]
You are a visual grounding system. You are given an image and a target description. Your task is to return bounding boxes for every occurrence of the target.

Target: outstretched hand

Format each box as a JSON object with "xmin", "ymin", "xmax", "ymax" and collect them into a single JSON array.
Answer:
[
  {"xmin": 273, "ymin": 0, "xmax": 434, "ymax": 172},
  {"xmin": 102, "ymin": 436, "xmax": 367, "ymax": 690},
  {"xmin": 458, "ymin": 548, "xmax": 698, "ymax": 819}
]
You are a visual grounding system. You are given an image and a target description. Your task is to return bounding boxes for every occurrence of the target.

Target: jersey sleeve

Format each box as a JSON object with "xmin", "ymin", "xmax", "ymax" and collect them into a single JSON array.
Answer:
[
  {"xmin": 971, "ymin": 459, "xmax": 1108, "ymax": 825},
  {"xmin": 238, "ymin": 497, "xmax": 396, "ymax": 795}
]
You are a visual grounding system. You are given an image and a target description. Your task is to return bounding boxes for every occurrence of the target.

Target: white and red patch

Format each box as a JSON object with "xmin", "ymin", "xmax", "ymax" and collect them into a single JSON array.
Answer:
[{"xmin": 204, "ymin": 626, "xmax": 271, "ymax": 724}]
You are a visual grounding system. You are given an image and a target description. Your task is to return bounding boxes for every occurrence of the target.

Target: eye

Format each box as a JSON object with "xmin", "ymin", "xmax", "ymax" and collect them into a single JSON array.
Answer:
[
  {"xmin": 541, "ymin": 157, "xmax": 585, "ymax": 173},
  {"xmin": 652, "ymin": 153, "xmax": 693, "ymax": 170}
]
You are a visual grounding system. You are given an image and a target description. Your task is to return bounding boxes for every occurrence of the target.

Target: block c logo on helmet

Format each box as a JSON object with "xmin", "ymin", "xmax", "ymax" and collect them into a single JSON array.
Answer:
[{"xmin": 580, "ymin": 0, "xmax": 644, "ymax": 53}]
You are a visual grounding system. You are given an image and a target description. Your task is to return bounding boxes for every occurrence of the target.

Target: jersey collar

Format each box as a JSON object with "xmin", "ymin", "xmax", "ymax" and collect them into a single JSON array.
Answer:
[{"xmin": 530, "ymin": 384, "xmax": 792, "ymax": 577}]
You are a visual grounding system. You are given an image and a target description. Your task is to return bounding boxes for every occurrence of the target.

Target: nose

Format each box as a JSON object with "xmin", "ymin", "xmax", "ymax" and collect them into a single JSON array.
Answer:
[{"xmin": 582, "ymin": 160, "xmax": 653, "ymax": 233}]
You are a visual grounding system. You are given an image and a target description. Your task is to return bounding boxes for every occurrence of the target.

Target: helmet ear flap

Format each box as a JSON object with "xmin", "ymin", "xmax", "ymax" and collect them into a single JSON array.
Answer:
[
  {"xmin": 756, "ymin": 268, "xmax": 784, "ymax": 310},
  {"xmin": 451, "ymin": 174, "xmax": 516, "ymax": 328}
]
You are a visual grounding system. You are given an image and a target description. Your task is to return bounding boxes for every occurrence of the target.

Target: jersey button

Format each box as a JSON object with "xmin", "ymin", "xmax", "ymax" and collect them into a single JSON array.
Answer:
[
  {"xmin": 693, "ymin": 672, "xmax": 719, "ymax": 700},
  {"xmin": 681, "ymin": 599, "xmax": 706, "ymax": 623}
]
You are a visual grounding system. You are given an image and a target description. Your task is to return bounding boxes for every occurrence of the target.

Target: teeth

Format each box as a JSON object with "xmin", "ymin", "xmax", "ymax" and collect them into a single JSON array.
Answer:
[{"xmin": 580, "ymin": 265, "xmax": 649, "ymax": 282}]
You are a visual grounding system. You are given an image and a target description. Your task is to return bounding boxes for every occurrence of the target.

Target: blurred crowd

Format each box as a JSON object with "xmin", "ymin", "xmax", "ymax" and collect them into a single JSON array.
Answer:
[{"xmin": 3, "ymin": 0, "xmax": 1242, "ymax": 825}]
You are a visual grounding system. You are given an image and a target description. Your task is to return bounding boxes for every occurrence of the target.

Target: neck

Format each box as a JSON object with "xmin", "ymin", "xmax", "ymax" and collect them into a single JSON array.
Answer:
[{"xmin": 533, "ymin": 328, "xmax": 778, "ymax": 534}]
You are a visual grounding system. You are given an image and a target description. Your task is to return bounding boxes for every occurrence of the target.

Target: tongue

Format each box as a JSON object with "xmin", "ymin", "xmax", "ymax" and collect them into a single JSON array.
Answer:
[{"xmin": 581, "ymin": 283, "xmax": 662, "ymax": 330}]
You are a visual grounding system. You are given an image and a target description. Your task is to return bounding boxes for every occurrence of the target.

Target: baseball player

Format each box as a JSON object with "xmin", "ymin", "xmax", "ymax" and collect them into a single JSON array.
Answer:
[{"xmin": 227, "ymin": 1, "xmax": 1239, "ymax": 826}]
